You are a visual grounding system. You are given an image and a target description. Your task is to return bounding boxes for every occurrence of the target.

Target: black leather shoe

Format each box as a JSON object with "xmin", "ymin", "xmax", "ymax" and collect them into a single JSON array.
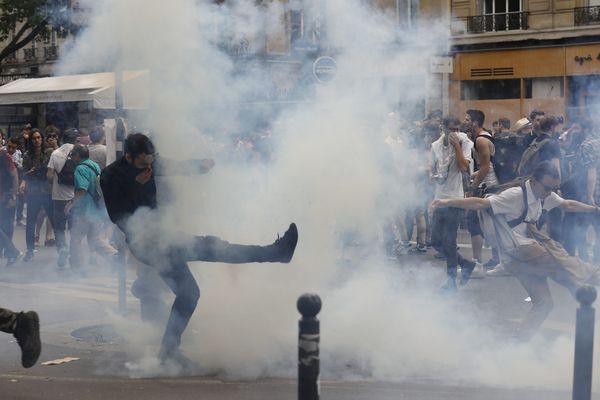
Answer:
[
  {"xmin": 440, "ymin": 277, "xmax": 457, "ymax": 292},
  {"xmin": 460, "ymin": 259, "xmax": 476, "ymax": 286},
  {"xmin": 14, "ymin": 311, "xmax": 41, "ymax": 368},
  {"xmin": 271, "ymin": 223, "xmax": 298, "ymax": 263}
]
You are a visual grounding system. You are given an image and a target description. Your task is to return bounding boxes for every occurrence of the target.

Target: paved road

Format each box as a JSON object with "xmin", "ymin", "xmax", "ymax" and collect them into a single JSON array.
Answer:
[{"xmin": 0, "ymin": 226, "xmax": 591, "ymax": 399}]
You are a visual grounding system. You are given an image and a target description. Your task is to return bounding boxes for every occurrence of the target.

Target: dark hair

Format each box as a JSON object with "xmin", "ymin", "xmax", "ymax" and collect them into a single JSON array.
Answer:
[
  {"xmin": 25, "ymin": 128, "xmax": 45, "ymax": 154},
  {"xmin": 70, "ymin": 144, "xmax": 89, "ymax": 160},
  {"xmin": 466, "ymin": 109, "xmax": 485, "ymax": 127},
  {"xmin": 45, "ymin": 125, "xmax": 60, "ymax": 136},
  {"xmin": 442, "ymin": 115, "xmax": 460, "ymax": 128},
  {"xmin": 89, "ymin": 126, "xmax": 105, "ymax": 144},
  {"xmin": 529, "ymin": 109, "xmax": 545, "ymax": 121},
  {"xmin": 532, "ymin": 161, "xmax": 560, "ymax": 181},
  {"xmin": 498, "ymin": 117, "xmax": 510, "ymax": 129},
  {"xmin": 124, "ymin": 133, "xmax": 155, "ymax": 158},
  {"xmin": 62, "ymin": 128, "xmax": 79, "ymax": 144},
  {"xmin": 539, "ymin": 115, "xmax": 558, "ymax": 133}
]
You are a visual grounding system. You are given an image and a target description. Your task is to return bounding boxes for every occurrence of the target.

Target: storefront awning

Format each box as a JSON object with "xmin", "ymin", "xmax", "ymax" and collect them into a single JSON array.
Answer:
[{"xmin": 0, "ymin": 71, "xmax": 148, "ymax": 109}]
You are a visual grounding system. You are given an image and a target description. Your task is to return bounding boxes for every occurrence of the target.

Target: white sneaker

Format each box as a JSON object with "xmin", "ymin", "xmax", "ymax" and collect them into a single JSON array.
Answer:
[
  {"xmin": 486, "ymin": 264, "xmax": 510, "ymax": 277},
  {"xmin": 470, "ymin": 262, "xmax": 486, "ymax": 279}
]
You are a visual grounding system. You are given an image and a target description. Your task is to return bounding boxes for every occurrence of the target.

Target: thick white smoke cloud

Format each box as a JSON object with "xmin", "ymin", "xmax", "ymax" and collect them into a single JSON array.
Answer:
[{"xmin": 58, "ymin": 0, "xmax": 595, "ymax": 390}]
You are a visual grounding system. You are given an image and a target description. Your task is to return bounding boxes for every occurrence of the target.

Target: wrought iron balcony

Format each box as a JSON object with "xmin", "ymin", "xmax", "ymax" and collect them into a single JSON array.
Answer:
[
  {"xmin": 44, "ymin": 45, "xmax": 59, "ymax": 60},
  {"xmin": 23, "ymin": 48, "xmax": 37, "ymax": 61},
  {"xmin": 575, "ymin": 6, "xmax": 600, "ymax": 26},
  {"xmin": 466, "ymin": 11, "xmax": 529, "ymax": 33}
]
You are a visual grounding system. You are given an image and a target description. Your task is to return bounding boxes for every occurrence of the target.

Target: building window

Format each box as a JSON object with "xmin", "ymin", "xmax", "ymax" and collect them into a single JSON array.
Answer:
[
  {"xmin": 483, "ymin": 0, "xmax": 523, "ymax": 30},
  {"xmin": 465, "ymin": 0, "xmax": 526, "ymax": 33},
  {"xmin": 397, "ymin": 0, "xmax": 419, "ymax": 30},
  {"xmin": 461, "ymin": 79, "xmax": 521, "ymax": 100},
  {"xmin": 290, "ymin": 9, "xmax": 304, "ymax": 44},
  {"xmin": 524, "ymin": 77, "xmax": 563, "ymax": 99}
]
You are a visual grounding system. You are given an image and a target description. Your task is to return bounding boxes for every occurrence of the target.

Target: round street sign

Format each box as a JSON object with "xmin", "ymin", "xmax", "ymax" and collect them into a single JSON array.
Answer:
[{"xmin": 313, "ymin": 56, "xmax": 337, "ymax": 83}]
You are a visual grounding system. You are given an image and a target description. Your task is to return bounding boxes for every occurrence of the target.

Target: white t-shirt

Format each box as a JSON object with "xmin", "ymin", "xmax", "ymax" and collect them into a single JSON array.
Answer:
[
  {"xmin": 488, "ymin": 180, "xmax": 564, "ymax": 245},
  {"xmin": 48, "ymin": 144, "xmax": 74, "ymax": 201},
  {"xmin": 87, "ymin": 144, "xmax": 107, "ymax": 169},
  {"xmin": 431, "ymin": 131, "xmax": 473, "ymax": 200}
]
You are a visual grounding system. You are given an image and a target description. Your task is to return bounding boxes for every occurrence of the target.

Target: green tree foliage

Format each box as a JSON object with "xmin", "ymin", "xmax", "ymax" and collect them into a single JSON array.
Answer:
[{"xmin": 0, "ymin": 0, "xmax": 71, "ymax": 63}]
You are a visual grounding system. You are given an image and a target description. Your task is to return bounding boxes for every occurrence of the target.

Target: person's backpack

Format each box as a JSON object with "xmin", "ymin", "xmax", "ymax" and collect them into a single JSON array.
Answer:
[
  {"xmin": 477, "ymin": 182, "xmax": 529, "ymax": 256},
  {"xmin": 517, "ymin": 138, "xmax": 552, "ymax": 177},
  {"xmin": 78, "ymin": 163, "xmax": 104, "ymax": 207},
  {"xmin": 476, "ymin": 132, "xmax": 529, "ymax": 184},
  {"xmin": 57, "ymin": 155, "xmax": 76, "ymax": 186}
]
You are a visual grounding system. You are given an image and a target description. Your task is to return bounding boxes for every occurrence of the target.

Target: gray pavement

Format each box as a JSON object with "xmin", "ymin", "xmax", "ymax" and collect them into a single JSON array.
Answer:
[{"xmin": 0, "ymin": 225, "xmax": 591, "ymax": 399}]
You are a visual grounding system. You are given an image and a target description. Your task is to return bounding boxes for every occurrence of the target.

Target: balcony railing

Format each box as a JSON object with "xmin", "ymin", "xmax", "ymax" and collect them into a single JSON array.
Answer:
[
  {"xmin": 466, "ymin": 11, "xmax": 529, "ymax": 33},
  {"xmin": 575, "ymin": 6, "xmax": 600, "ymax": 26},
  {"xmin": 23, "ymin": 48, "xmax": 37, "ymax": 61},
  {"xmin": 44, "ymin": 45, "xmax": 59, "ymax": 60}
]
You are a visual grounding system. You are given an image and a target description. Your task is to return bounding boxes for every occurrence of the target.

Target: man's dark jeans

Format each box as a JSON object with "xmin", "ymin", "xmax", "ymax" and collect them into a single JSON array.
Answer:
[
  {"xmin": 431, "ymin": 206, "xmax": 470, "ymax": 277},
  {"xmin": 52, "ymin": 200, "xmax": 70, "ymax": 252},
  {"xmin": 26, "ymin": 194, "xmax": 53, "ymax": 251},
  {"xmin": 0, "ymin": 307, "xmax": 17, "ymax": 334},
  {"xmin": 128, "ymin": 233, "xmax": 276, "ymax": 356},
  {"xmin": 0, "ymin": 199, "xmax": 16, "ymax": 257}
]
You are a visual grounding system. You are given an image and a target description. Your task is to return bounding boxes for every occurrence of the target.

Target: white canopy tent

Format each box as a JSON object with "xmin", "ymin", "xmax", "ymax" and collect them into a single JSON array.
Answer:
[{"xmin": 0, "ymin": 71, "xmax": 148, "ymax": 109}]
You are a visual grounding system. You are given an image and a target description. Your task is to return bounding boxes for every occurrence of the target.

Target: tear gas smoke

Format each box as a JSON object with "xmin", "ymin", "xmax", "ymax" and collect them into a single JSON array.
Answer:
[{"xmin": 54, "ymin": 0, "xmax": 598, "ymax": 389}]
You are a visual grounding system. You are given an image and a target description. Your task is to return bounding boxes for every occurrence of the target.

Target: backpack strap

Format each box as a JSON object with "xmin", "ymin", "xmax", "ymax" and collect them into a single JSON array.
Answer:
[
  {"xmin": 77, "ymin": 162, "xmax": 101, "ymax": 202},
  {"xmin": 507, "ymin": 183, "xmax": 528, "ymax": 228},
  {"xmin": 79, "ymin": 162, "xmax": 99, "ymax": 176}
]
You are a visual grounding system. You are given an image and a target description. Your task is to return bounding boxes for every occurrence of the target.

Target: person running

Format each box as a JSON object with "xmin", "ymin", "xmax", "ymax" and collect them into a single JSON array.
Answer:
[{"xmin": 432, "ymin": 161, "xmax": 600, "ymax": 339}]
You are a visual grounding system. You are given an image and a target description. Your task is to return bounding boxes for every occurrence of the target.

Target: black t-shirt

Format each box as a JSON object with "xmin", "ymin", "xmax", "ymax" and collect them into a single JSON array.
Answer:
[{"xmin": 99, "ymin": 157, "xmax": 157, "ymax": 231}]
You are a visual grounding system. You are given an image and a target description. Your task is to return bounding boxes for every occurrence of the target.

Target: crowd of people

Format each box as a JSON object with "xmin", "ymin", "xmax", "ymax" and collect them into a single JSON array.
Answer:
[
  {"xmin": 382, "ymin": 107, "xmax": 600, "ymax": 338},
  {"xmin": 0, "ymin": 124, "xmax": 113, "ymax": 268},
  {"xmin": 2, "ymin": 107, "xmax": 600, "ymax": 365}
]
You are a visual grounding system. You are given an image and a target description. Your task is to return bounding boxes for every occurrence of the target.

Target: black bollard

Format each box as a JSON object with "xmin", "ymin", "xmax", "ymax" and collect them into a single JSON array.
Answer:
[
  {"xmin": 297, "ymin": 293, "xmax": 322, "ymax": 400},
  {"xmin": 573, "ymin": 286, "xmax": 597, "ymax": 400}
]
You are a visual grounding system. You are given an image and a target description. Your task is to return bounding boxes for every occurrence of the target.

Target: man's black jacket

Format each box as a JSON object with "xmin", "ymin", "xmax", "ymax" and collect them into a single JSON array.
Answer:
[{"xmin": 99, "ymin": 157, "xmax": 157, "ymax": 232}]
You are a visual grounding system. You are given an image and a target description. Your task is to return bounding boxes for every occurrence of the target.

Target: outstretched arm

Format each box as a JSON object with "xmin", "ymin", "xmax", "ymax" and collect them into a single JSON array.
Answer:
[
  {"xmin": 154, "ymin": 158, "xmax": 215, "ymax": 176},
  {"xmin": 432, "ymin": 197, "xmax": 491, "ymax": 210},
  {"xmin": 561, "ymin": 199, "xmax": 600, "ymax": 214}
]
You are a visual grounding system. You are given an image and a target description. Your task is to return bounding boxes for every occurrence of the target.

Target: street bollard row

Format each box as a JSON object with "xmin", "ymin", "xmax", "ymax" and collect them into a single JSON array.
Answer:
[
  {"xmin": 298, "ymin": 293, "xmax": 322, "ymax": 400},
  {"xmin": 573, "ymin": 286, "xmax": 597, "ymax": 400}
]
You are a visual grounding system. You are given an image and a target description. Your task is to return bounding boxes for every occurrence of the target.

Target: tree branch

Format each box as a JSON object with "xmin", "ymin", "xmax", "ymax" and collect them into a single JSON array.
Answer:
[{"xmin": 0, "ymin": 19, "xmax": 48, "ymax": 62}]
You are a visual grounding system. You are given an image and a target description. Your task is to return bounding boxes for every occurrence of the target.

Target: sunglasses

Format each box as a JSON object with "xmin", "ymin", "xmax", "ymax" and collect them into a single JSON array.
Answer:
[{"xmin": 536, "ymin": 180, "xmax": 559, "ymax": 192}]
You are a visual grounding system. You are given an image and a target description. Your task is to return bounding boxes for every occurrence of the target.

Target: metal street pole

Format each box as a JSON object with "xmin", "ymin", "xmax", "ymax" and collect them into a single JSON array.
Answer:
[{"xmin": 298, "ymin": 293, "xmax": 322, "ymax": 400}]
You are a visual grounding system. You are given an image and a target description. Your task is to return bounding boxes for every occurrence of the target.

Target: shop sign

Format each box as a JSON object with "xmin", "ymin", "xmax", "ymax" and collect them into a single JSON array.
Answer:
[
  {"xmin": 574, "ymin": 53, "xmax": 600, "ymax": 65},
  {"xmin": 430, "ymin": 56, "xmax": 453, "ymax": 73}
]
